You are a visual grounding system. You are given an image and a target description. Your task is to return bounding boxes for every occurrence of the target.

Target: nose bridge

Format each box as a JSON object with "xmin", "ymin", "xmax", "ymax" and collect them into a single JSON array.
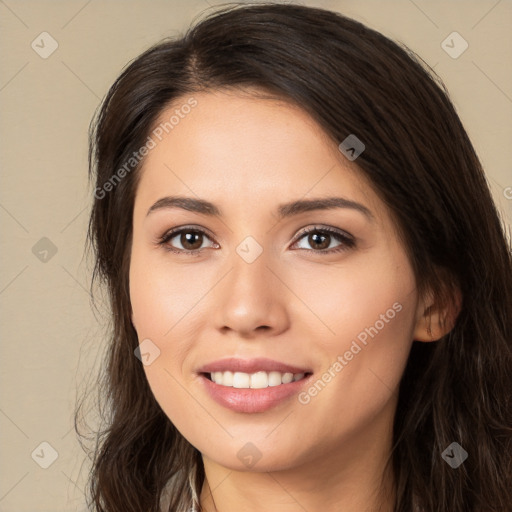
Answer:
[{"xmin": 228, "ymin": 234, "xmax": 274, "ymax": 300}]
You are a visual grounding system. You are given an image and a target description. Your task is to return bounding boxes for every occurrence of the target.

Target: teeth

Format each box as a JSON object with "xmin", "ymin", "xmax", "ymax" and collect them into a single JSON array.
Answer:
[{"xmin": 209, "ymin": 370, "xmax": 306, "ymax": 388}]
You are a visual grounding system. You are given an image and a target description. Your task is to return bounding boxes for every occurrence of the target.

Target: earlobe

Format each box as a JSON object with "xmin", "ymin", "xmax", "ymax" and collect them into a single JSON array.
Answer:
[
  {"xmin": 412, "ymin": 308, "xmax": 438, "ymax": 342},
  {"xmin": 413, "ymin": 286, "xmax": 462, "ymax": 342}
]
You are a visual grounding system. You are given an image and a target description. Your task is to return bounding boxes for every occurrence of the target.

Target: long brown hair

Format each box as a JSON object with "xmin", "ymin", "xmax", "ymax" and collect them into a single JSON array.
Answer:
[{"xmin": 78, "ymin": 2, "xmax": 512, "ymax": 511}]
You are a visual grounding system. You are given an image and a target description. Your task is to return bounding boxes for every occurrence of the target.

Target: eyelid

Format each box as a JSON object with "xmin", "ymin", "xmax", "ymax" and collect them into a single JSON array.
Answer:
[
  {"xmin": 292, "ymin": 225, "xmax": 354, "ymax": 243},
  {"xmin": 290, "ymin": 225, "xmax": 355, "ymax": 253},
  {"xmin": 157, "ymin": 225, "xmax": 218, "ymax": 250}
]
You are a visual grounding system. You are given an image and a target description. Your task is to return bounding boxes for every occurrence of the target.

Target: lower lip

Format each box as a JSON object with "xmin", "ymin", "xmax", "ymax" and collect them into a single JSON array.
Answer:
[{"xmin": 199, "ymin": 373, "xmax": 312, "ymax": 413}]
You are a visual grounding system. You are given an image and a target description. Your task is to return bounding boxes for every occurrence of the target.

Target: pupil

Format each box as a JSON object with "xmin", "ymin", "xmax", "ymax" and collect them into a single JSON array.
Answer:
[
  {"xmin": 311, "ymin": 232, "xmax": 329, "ymax": 250},
  {"xmin": 183, "ymin": 232, "xmax": 202, "ymax": 250}
]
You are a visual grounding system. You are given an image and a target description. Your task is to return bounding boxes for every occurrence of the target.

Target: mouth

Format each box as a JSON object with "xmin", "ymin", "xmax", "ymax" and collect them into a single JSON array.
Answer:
[
  {"xmin": 198, "ymin": 370, "xmax": 314, "ymax": 413},
  {"xmin": 201, "ymin": 370, "xmax": 312, "ymax": 389},
  {"xmin": 196, "ymin": 357, "xmax": 314, "ymax": 413}
]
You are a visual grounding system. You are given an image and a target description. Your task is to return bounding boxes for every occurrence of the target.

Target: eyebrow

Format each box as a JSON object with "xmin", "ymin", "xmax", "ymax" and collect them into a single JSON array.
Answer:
[{"xmin": 146, "ymin": 195, "xmax": 374, "ymax": 222}]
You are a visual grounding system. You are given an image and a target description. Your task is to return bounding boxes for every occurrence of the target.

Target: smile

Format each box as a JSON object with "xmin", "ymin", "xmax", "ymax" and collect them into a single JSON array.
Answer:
[
  {"xmin": 199, "ymin": 371, "xmax": 313, "ymax": 413},
  {"xmin": 205, "ymin": 370, "xmax": 308, "ymax": 388}
]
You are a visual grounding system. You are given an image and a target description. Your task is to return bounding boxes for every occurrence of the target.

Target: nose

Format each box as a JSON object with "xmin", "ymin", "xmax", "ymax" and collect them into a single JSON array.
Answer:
[{"xmin": 212, "ymin": 245, "xmax": 290, "ymax": 339}]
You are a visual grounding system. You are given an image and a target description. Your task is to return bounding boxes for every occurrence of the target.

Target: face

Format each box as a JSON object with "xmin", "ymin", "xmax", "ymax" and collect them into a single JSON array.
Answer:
[{"xmin": 129, "ymin": 89, "xmax": 422, "ymax": 473}]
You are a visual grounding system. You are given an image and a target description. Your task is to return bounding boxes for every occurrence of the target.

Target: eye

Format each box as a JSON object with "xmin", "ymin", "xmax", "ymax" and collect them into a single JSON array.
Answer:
[
  {"xmin": 157, "ymin": 226, "xmax": 218, "ymax": 255},
  {"xmin": 157, "ymin": 225, "xmax": 355, "ymax": 256},
  {"xmin": 291, "ymin": 226, "xmax": 355, "ymax": 254}
]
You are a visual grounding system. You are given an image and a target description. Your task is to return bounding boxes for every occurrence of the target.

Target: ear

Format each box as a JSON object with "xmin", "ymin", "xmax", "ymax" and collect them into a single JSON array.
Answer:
[{"xmin": 412, "ymin": 285, "xmax": 462, "ymax": 342}]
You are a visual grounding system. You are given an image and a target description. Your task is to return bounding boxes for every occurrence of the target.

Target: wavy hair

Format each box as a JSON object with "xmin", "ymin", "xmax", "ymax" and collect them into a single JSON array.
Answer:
[{"xmin": 78, "ymin": 2, "xmax": 512, "ymax": 511}]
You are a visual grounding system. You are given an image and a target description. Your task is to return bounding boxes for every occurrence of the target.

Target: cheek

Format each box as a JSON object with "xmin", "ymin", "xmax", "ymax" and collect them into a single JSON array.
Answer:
[
  {"xmin": 129, "ymin": 250, "xmax": 211, "ymax": 428},
  {"xmin": 129, "ymin": 248, "xmax": 210, "ymax": 339},
  {"xmin": 129, "ymin": 253, "xmax": 202, "ymax": 434},
  {"xmin": 312, "ymin": 264, "xmax": 416, "ymax": 416},
  {"xmin": 289, "ymin": 248, "xmax": 416, "ymax": 349},
  {"xmin": 289, "ymin": 252, "xmax": 417, "ymax": 411}
]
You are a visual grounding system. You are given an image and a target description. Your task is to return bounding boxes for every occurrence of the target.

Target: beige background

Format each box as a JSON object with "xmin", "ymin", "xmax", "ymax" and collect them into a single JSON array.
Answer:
[{"xmin": 0, "ymin": 0, "xmax": 511, "ymax": 510}]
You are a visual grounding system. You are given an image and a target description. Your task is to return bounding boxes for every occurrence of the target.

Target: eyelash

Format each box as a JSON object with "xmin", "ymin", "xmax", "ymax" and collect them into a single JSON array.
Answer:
[{"xmin": 156, "ymin": 225, "xmax": 356, "ymax": 256}]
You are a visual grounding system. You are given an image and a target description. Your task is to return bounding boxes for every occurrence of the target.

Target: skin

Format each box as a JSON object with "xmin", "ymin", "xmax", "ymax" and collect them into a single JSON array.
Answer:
[{"xmin": 129, "ymin": 89, "xmax": 453, "ymax": 512}]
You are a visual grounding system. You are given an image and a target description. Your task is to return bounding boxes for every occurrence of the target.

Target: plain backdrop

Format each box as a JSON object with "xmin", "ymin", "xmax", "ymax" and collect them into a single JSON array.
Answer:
[{"xmin": 0, "ymin": 0, "xmax": 511, "ymax": 510}]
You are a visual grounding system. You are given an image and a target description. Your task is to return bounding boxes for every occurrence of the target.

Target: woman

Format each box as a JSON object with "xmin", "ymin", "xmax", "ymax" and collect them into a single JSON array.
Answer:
[{"xmin": 79, "ymin": 2, "xmax": 512, "ymax": 511}]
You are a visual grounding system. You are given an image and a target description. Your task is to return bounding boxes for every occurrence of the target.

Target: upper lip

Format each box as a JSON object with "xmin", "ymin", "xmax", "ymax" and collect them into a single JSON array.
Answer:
[{"xmin": 197, "ymin": 357, "xmax": 312, "ymax": 375}]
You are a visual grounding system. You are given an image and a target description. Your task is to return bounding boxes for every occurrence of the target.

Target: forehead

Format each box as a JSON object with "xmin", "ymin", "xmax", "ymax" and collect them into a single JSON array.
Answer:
[{"xmin": 135, "ymin": 90, "xmax": 383, "ymax": 221}]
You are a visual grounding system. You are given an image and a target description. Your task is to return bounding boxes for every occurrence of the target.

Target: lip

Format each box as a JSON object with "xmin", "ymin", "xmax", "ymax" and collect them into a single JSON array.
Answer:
[
  {"xmin": 197, "ymin": 357, "xmax": 312, "ymax": 375},
  {"xmin": 199, "ymin": 372, "xmax": 313, "ymax": 413}
]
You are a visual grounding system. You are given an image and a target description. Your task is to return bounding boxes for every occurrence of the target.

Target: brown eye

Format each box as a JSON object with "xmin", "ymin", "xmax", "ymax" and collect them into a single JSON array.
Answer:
[
  {"xmin": 292, "ymin": 226, "xmax": 355, "ymax": 254},
  {"xmin": 158, "ymin": 225, "xmax": 355, "ymax": 256},
  {"xmin": 177, "ymin": 231, "xmax": 204, "ymax": 251},
  {"xmin": 158, "ymin": 227, "xmax": 217, "ymax": 254},
  {"xmin": 306, "ymin": 232, "xmax": 330, "ymax": 250}
]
